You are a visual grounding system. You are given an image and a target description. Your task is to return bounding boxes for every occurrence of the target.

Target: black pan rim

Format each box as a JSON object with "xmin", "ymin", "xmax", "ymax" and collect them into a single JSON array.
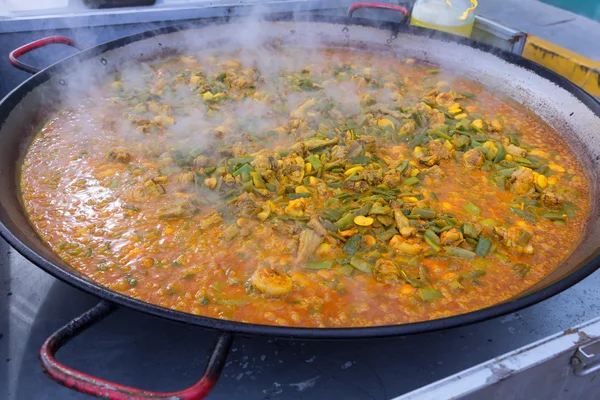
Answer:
[{"xmin": 1, "ymin": 14, "xmax": 600, "ymax": 339}]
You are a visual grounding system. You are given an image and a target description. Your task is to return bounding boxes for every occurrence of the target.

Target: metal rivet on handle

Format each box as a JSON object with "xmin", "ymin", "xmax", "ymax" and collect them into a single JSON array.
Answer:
[
  {"xmin": 59, "ymin": 79, "xmax": 66, "ymax": 86},
  {"xmin": 100, "ymin": 58, "xmax": 107, "ymax": 65}
]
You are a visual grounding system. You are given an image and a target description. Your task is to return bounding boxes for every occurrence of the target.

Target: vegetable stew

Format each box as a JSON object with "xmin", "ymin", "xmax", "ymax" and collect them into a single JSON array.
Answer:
[{"xmin": 21, "ymin": 48, "xmax": 590, "ymax": 327}]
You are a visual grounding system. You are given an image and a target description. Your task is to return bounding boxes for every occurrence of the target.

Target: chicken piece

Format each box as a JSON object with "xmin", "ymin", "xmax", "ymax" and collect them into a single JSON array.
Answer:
[
  {"xmin": 506, "ymin": 144, "xmax": 527, "ymax": 158},
  {"xmin": 230, "ymin": 142, "xmax": 246, "ymax": 158},
  {"xmin": 198, "ymin": 210, "xmax": 223, "ymax": 230},
  {"xmin": 494, "ymin": 226, "xmax": 532, "ymax": 247},
  {"xmin": 424, "ymin": 165, "xmax": 445, "ymax": 180},
  {"xmin": 541, "ymin": 189, "xmax": 564, "ymax": 208},
  {"xmin": 307, "ymin": 215, "xmax": 328, "ymax": 237},
  {"xmin": 440, "ymin": 228, "xmax": 464, "ymax": 246},
  {"xmin": 435, "ymin": 91, "xmax": 457, "ymax": 107},
  {"xmin": 107, "ymin": 149, "xmax": 132, "ymax": 163},
  {"xmin": 270, "ymin": 220, "xmax": 300, "ymax": 236},
  {"xmin": 357, "ymin": 135, "xmax": 376, "ymax": 153},
  {"xmin": 419, "ymin": 154, "xmax": 440, "ymax": 167},
  {"xmin": 278, "ymin": 155, "xmax": 305, "ymax": 183},
  {"xmin": 330, "ymin": 145, "xmax": 348, "ymax": 161},
  {"xmin": 373, "ymin": 259, "xmax": 400, "ymax": 283},
  {"xmin": 220, "ymin": 224, "xmax": 240, "ymax": 241},
  {"xmin": 193, "ymin": 155, "xmax": 212, "ymax": 169},
  {"xmin": 285, "ymin": 198, "xmax": 308, "ymax": 217},
  {"xmin": 391, "ymin": 201, "xmax": 410, "ymax": 230},
  {"xmin": 398, "ymin": 120, "xmax": 416, "ymax": 135},
  {"xmin": 251, "ymin": 267, "xmax": 293, "ymax": 296},
  {"xmin": 177, "ymin": 171, "xmax": 196, "ymax": 187},
  {"xmin": 507, "ymin": 166, "xmax": 535, "ymax": 195},
  {"xmin": 383, "ymin": 170, "xmax": 403, "ymax": 188},
  {"xmin": 343, "ymin": 180, "xmax": 370, "ymax": 192},
  {"xmin": 427, "ymin": 139, "xmax": 452, "ymax": 160},
  {"xmin": 462, "ymin": 149, "xmax": 484, "ymax": 169},
  {"xmin": 295, "ymin": 228, "xmax": 325, "ymax": 264},
  {"xmin": 156, "ymin": 197, "xmax": 199, "ymax": 220},
  {"xmin": 360, "ymin": 164, "xmax": 383, "ymax": 186},
  {"xmin": 251, "ymin": 150, "xmax": 280, "ymax": 171}
]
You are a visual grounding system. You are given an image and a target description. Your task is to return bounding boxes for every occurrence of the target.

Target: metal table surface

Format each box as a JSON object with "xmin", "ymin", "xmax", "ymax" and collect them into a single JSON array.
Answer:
[
  {"xmin": 3, "ymin": 234, "xmax": 600, "ymax": 400},
  {"xmin": 1, "ymin": 4, "xmax": 599, "ymax": 399}
]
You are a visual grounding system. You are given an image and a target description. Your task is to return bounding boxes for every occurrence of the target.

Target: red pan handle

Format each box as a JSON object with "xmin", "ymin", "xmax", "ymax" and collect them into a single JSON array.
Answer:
[
  {"xmin": 348, "ymin": 2, "xmax": 410, "ymax": 18},
  {"xmin": 9, "ymin": 36, "xmax": 83, "ymax": 75},
  {"xmin": 39, "ymin": 301, "xmax": 234, "ymax": 399}
]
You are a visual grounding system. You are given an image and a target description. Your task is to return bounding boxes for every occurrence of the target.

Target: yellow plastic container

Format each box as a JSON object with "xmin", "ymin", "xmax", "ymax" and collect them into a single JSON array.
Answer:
[{"xmin": 411, "ymin": 0, "xmax": 478, "ymax": 38}]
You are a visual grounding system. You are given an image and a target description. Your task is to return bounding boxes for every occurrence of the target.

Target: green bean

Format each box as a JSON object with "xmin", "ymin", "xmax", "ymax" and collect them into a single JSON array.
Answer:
[
  {"xmin": 445, "ymin": 247, "xmax": 476, "ymax": 259},
  {"xmin": 513, "ymin": 263, "xmax": 531, "ymax": 277},
  {"xmin": 398, "ymin": 192, "xmax": 420, "ymax": 197},
  {"xmin": 335, "ymin": 213, "xmax": 355, "ymax": 230},
  {"xmin": 369, "ymin": 204, "xmax": 391, "ymax": 215},
  {"xmin": 475, "ymin": 237, "xmax": 491, "ymax": 257},
  {"xmin": 402, "ymin": 177, "xmax": 420, "ymax": 186},
  {"xmin": 463, "ymin": 269, "xmax": 486, "ymax": 279},
  {"xmin": 494, "ymin": 143, "xmax": 506, "ymax": 163},
  {"xmin": 462, "ymin": 223, "xmax": 479, "ymax": 239},
  {"xmin": 419, "ymin": 288, "xmax": 443, "ymax": 302},
  {"xmin": 509, "ymin": 135, "xmax": 520, "ymax": 146},
  {"xmin": 424, "ymin": 235, "xmax": 441, "ymax": 252},
  {"xmin": 343, "ymin": 234, "xmax": 362, "ymax": 255},
  {"xmin": 411, "ymin": 208, "xmax": 437, "ymax": 219},
  {"xmin": 511, "ymin": 208, "xmax": 537, "ymax": 222},
  {"xmin": 432, "ymin": 130, "xmax": 452, "ymax": 141},
  {"xmin": 377, "ymin": 227, "xmax": 398, "ymax": 241},
  {"xmin": 498, "ymin": 167, "xmax": 517, "ymax": 177},
  {"xmin": 424, "ymin": 229, "xmax": 441, "ymax": 245},
  {"xmin": 304, "ymin": 260, "xmax": 335, "ymax": 270},
  {"xmin": 306, "ymin": 154, "xmax": 322, "ymax": 170},
  {"xmin": 351, "ymin": 156, "xmax": 372, "ymax": 165},
  {"xmin": 542, "ymin": 212, "xmax": 566, "ymax": 221},
  {"xmin": 322, "ymin": 209, "xmax": 342, "ymax": 221},
  {"xmin": 328, "ymin": 231, "xmax": 348, "ymax": 242},
  {"xmin": 250, "ymin": 172, "xmax": 265, "ymax": 188},
  {"xmin": 350, "ymin": 256, "xmax": 374, "ymax": 274},
  {"xmin": 232, "ymin": 163, "xmax": 254, "ymax": 176},
  {"xmin": 463, "ymin": 202, "xmax": 481, "ymax": 216},
  {"xmin": 479, "ymin": 218, "xmax": 499, "ymax": 228},
  {"xmin": 397, "ymin": 159, "xmax": 409, "ymax": 173}
]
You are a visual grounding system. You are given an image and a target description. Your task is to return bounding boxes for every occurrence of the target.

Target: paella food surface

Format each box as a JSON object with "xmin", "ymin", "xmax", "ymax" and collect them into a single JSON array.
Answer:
[{"xmin": 21, "ymin": 48, "xmax": 590, "ymax": 327}]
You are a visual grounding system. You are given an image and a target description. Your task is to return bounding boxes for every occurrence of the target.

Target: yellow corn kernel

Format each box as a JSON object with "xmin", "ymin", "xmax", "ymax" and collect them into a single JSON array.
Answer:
[
  {"xmin": 413, "ymin": 146, "xmax": 424, "ymax": 157},
  {"xmin": 304, "ymin": 163, "xmax": 313, "ymax": 173},
  {"xmin": 548, "ymin": 164, "xmax": 566, "ymax": 172},
  {"xmin": 189, "ymin": 75, "xmax": 201, "ymax": 85},
  {"xmin": 548, "ymin": 177, "xmax": 558, "ymax": 185},
  {"xmin": 536, "ymin": 174, "xmax": 548, "ymax": 189},
  {"xmin": 344, "ymin": 166, "xmax": 364, "ymax": 176},
  {"xmin": 404, "ymin": 197, "xmax": 419, "ymax": 203},
  {"xmin": 447, "ymin": 108, "xmax": 462, "ymax": 115},
  {"xmin": 530, "ymin": 149, "xmax": 549, "ymax": 158},
  {"xmin": 448, "ymin": 102, "xmax": 461, "ymax": 110},
  {"xmin": 490, "ymin": 119, "xmax": 503, "ymax": 131},
  {"xmin": 202, "ymin": 91, "xmax": 214, "ymax": 101},
  {"xmin": 454, "ymin": 113, "xmax": 468, "ymax": 120},
  {"xmin": 154, "ymin": 115, "xmax": 174, "ymax": 126},
  {"xmin": 204, "ymin": 177, "xmax": 217, "ymax": 189},
  {"xmin": 409, "ymin": 160, "xmax": 418, "ymax": 167},
  {"xmin": 308, "ymin": 176, "xmax": 319, "ymax": 185},
  {"xmin": 295, "ymin": 185, "xmax": 310, "ymax": 194},
  {"xmin": 378, "ymin": 118, "xmax": 395, "ymax": 130},
  {"xmin": 354, "ymin": 216, "xmax": 374, "ymax": 226},
  {"xmin": 410, "ymin": 168, "xmax": 420, "ymax": 177},
  {"xmin": 400, "ymin": 284, "xmax": 415, "ymax": 294},
  {"xmin": 471, "ymin": 119, "xmax": 483, "ymax": 129},
  {"xmin": 315, "ymin": 243, "xmax": 331, "ymax": 258},
  {"xmin": 443, "ymin": 140, "xmax": 454, "ymax": 151},
  {"xmin": 505, "ymin": 154, "xmax": 514, "ymax": 162},
  {"xmin": 442, "ymin": 202, "xmax": 453, "ymax": 210}
]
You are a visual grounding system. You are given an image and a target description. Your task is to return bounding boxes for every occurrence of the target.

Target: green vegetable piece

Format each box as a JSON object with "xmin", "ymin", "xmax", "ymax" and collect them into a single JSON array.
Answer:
[
  {"xmin": 411, "ymin": 208, "xmax": 437, "ymax": 219},
  {"xmin": 351, "ymin": 156, "xmax": 372, "ymax": 165},
  {"xmin": 542, "ymin": 212, "xmax": 566, "ymax": 221},
  {"xmin": 350, "ymin": 256, "xmax": 373, "ymax": 274},
  {"xmin": 475, "ymin": 237, "xmax": 491, "ymax": 257},
  {"xmin": 335, "ymin": 213, "xmax": 355, "ymax": 230},
  {"xmin": 463, "ymin": 269, "xmax": 486, "ymax": 279},
  {"xmin": 419, "ymin": 288, "xmax": 443, "ymax": 302},
  {"xmin": 494, "ymin": 143, "xmax": 506, "ymax": 163},
  {"xmin": 289, "ymin": 193, "xmax": 310, "ymax": 199},
  {"xmin": 232, "ymin": 163, "xmax": 254, "ymax": 177},
  {"xmin": 343, "ymin": 234, "xmax": 363, "ymax": 255},
  {"xmin": 509, "ymin": 135, "xmax": 520, "ymax": 146},
  {"xmin": 463, "ymin": 202, "xmax": 481, "ymax": 216},
  {"xmin": 480, "ymin": 218, "xmax": 499, "ymax": 228},
  {"xmin": 305, "ymin": 260, "xmax": 335, "ymax": 270},
  {"xmin": 511, "ymin": 208, "xmax": 537, "ymax": 222},
  {"xmin": 402, "ymin": 177, "xmax": 420, "ymax": 186},
  {"xmin": 424, "ymin": 229, "xmax": 441, "ymax": 245},
  {"xmin": 445, "ymin": 247, "xmax": 476, "ymax": 259},
  {"xmin": 513, "ymin": 263, "xmax": 531, "ymax": 277},
  {"xmin": 306, "ymin": 154, "xmax": 323, "ymax": 170},
  {"xmin": 462, "ymin": 223, "xmax": 479, "ymax": 239}
]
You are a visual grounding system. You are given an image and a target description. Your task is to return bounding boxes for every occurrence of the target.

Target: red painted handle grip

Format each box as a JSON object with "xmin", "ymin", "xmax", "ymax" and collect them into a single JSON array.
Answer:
[
  {"xmin": 348, "ymin": 2, "xmax": 410, "ymax": 17},
  {"xmin": 9, "ymin": 36, "xmax": 82, "ymax": 74},
  {"xmin": 39, "ymin": 301, "xmax": 234, "ymax": 399}
]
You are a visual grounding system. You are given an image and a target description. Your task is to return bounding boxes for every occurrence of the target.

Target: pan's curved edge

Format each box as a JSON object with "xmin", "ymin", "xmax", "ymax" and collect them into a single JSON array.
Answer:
[{"xmin": 1, "ymin": 13, "xmax": 600, "ymax": 339}]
